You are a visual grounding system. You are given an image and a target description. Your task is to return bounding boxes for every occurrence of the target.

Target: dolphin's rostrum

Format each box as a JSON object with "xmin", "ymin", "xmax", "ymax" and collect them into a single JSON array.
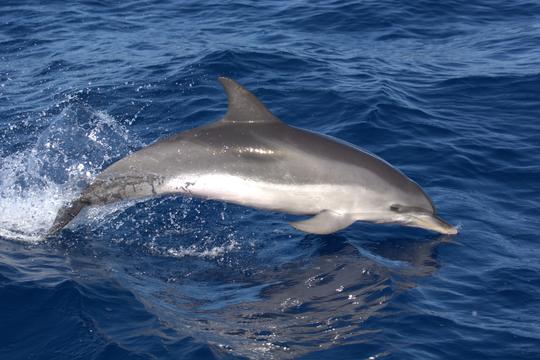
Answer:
[{"xmin": 48, "ymin": 77, "xmax": 458, "ymax": 236}]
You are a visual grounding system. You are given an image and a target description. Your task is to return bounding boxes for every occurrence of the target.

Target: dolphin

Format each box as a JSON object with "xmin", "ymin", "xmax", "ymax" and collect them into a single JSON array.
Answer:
[{"xmin": 48, "ymin": 77, "xmax": 458, "ymax": 236}]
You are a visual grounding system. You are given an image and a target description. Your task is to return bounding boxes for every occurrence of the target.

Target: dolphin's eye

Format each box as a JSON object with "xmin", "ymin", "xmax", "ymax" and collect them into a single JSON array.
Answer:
[{"xmin": 390, "ymin": 204, "xmax": 404, "ymax": 213}]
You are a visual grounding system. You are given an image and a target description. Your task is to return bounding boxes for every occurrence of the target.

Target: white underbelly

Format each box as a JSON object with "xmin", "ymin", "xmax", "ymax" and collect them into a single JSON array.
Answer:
[{"xmin": 164, "ymin": 173, "xmax": 359, "ymax": 215}]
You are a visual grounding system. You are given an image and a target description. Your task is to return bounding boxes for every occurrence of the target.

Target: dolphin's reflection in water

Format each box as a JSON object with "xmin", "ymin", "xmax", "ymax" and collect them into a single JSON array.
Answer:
[
  {"xmin": 174, "ymin": 235, "xmax": 451, "ymax": 358},
  {"xmin": 58, "ymin": 229, "xmax": 450, "ymax": 359}
]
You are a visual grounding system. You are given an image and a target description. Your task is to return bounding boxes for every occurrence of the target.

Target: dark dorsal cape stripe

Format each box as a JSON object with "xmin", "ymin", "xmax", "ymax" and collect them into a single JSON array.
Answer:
[{"xmin": 218, "ymin": 77, "xmax": 282, "ymax": 124}]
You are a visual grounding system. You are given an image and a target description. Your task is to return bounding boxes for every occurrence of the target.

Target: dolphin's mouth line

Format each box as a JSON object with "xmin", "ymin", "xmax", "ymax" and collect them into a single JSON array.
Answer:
[
  {"xmin": 405, "ymin": 213, "xmax": 458, "ymax": 235},
  {"xmin": 351, "ymin": 210, "xmax": 458, "ymax": 235}
]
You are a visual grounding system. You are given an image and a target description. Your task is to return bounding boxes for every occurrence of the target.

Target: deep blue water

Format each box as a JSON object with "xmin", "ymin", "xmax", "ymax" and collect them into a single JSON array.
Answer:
[{"xmin": 1, "ymin": 1, "xmax": 540, "ymax": 359}]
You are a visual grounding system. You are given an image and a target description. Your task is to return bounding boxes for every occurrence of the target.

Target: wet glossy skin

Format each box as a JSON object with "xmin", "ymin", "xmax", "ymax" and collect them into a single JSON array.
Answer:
[
  {"xmin": 49, "ymin": 77, "xmax": 456, "ymax": 235},
  {"xmin": 90, "ymin": 120, "xmax": 432, "ymax": 215}
]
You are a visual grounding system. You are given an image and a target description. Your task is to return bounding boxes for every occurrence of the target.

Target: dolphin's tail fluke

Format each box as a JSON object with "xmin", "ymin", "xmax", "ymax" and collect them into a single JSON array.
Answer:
[{"xmin": 47, "ymin": 197, "xmax": 89, "ymax": 236}]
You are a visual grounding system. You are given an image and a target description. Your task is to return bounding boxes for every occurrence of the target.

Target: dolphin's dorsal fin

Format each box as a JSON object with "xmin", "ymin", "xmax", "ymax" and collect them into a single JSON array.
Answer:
[{"xmin": 218, "ymin": 77, "xmax": 282, "ymax": 124}]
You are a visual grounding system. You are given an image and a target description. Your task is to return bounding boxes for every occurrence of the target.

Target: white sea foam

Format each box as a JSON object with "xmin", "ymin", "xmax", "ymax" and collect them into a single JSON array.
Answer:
[
  {"xmin": 0, "ymin": 103, "xmax": 137, "ymax": 242},
  {"xmin": 0, "ymin": 185, "xmax": 66, "ymax": 242},
  {"xmin": 163, "ymin": 239, "xmax": 240, "ymax": 259},
  {"xmin": 0, "ymin": 151, "xmax": 69, "ymax": 242}
]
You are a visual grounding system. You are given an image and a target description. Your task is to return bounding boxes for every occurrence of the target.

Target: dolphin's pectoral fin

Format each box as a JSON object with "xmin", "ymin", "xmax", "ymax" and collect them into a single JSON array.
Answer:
[{"xmin": 290, "ymin": 210, "xmax": 356, "ymax": 235}]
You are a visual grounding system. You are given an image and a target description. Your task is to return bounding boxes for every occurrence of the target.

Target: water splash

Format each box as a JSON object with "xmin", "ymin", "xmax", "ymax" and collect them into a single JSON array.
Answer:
[{"xmin": 0, "ymin": 102, "xmax": 138, "ymax": 242}]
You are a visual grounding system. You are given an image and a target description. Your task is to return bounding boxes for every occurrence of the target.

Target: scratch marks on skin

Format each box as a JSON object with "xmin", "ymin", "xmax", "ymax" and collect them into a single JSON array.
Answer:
[
  {"xmin": 89, "ymin": 174, "xmax": 166, "ymax": 203},
  {"xmin": 149, "ymin": 175, "xmax": 166, "ymax": 196},
  {"xmin": 180, "ymin": 181, "xmax": 196, "ymax": 195}
]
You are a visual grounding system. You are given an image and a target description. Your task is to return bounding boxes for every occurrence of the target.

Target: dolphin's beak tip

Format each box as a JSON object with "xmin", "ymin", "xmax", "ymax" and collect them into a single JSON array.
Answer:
[
  {"xmin": 412, "ymin": 214, "xmax": 459, "ymax": 236},
  {"xmin": 437, "ymin": 219, "xmax": 459, "ymax": 235},
  {"xmin": 445, "ymin": 226, "xmax": 459, "ymax": 235}
]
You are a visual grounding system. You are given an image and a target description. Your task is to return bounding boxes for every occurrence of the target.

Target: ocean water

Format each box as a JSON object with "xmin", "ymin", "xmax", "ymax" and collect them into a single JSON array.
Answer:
[{"xmin": 1, "ymin": 1, "xmax": 539, "ymax": 359}]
